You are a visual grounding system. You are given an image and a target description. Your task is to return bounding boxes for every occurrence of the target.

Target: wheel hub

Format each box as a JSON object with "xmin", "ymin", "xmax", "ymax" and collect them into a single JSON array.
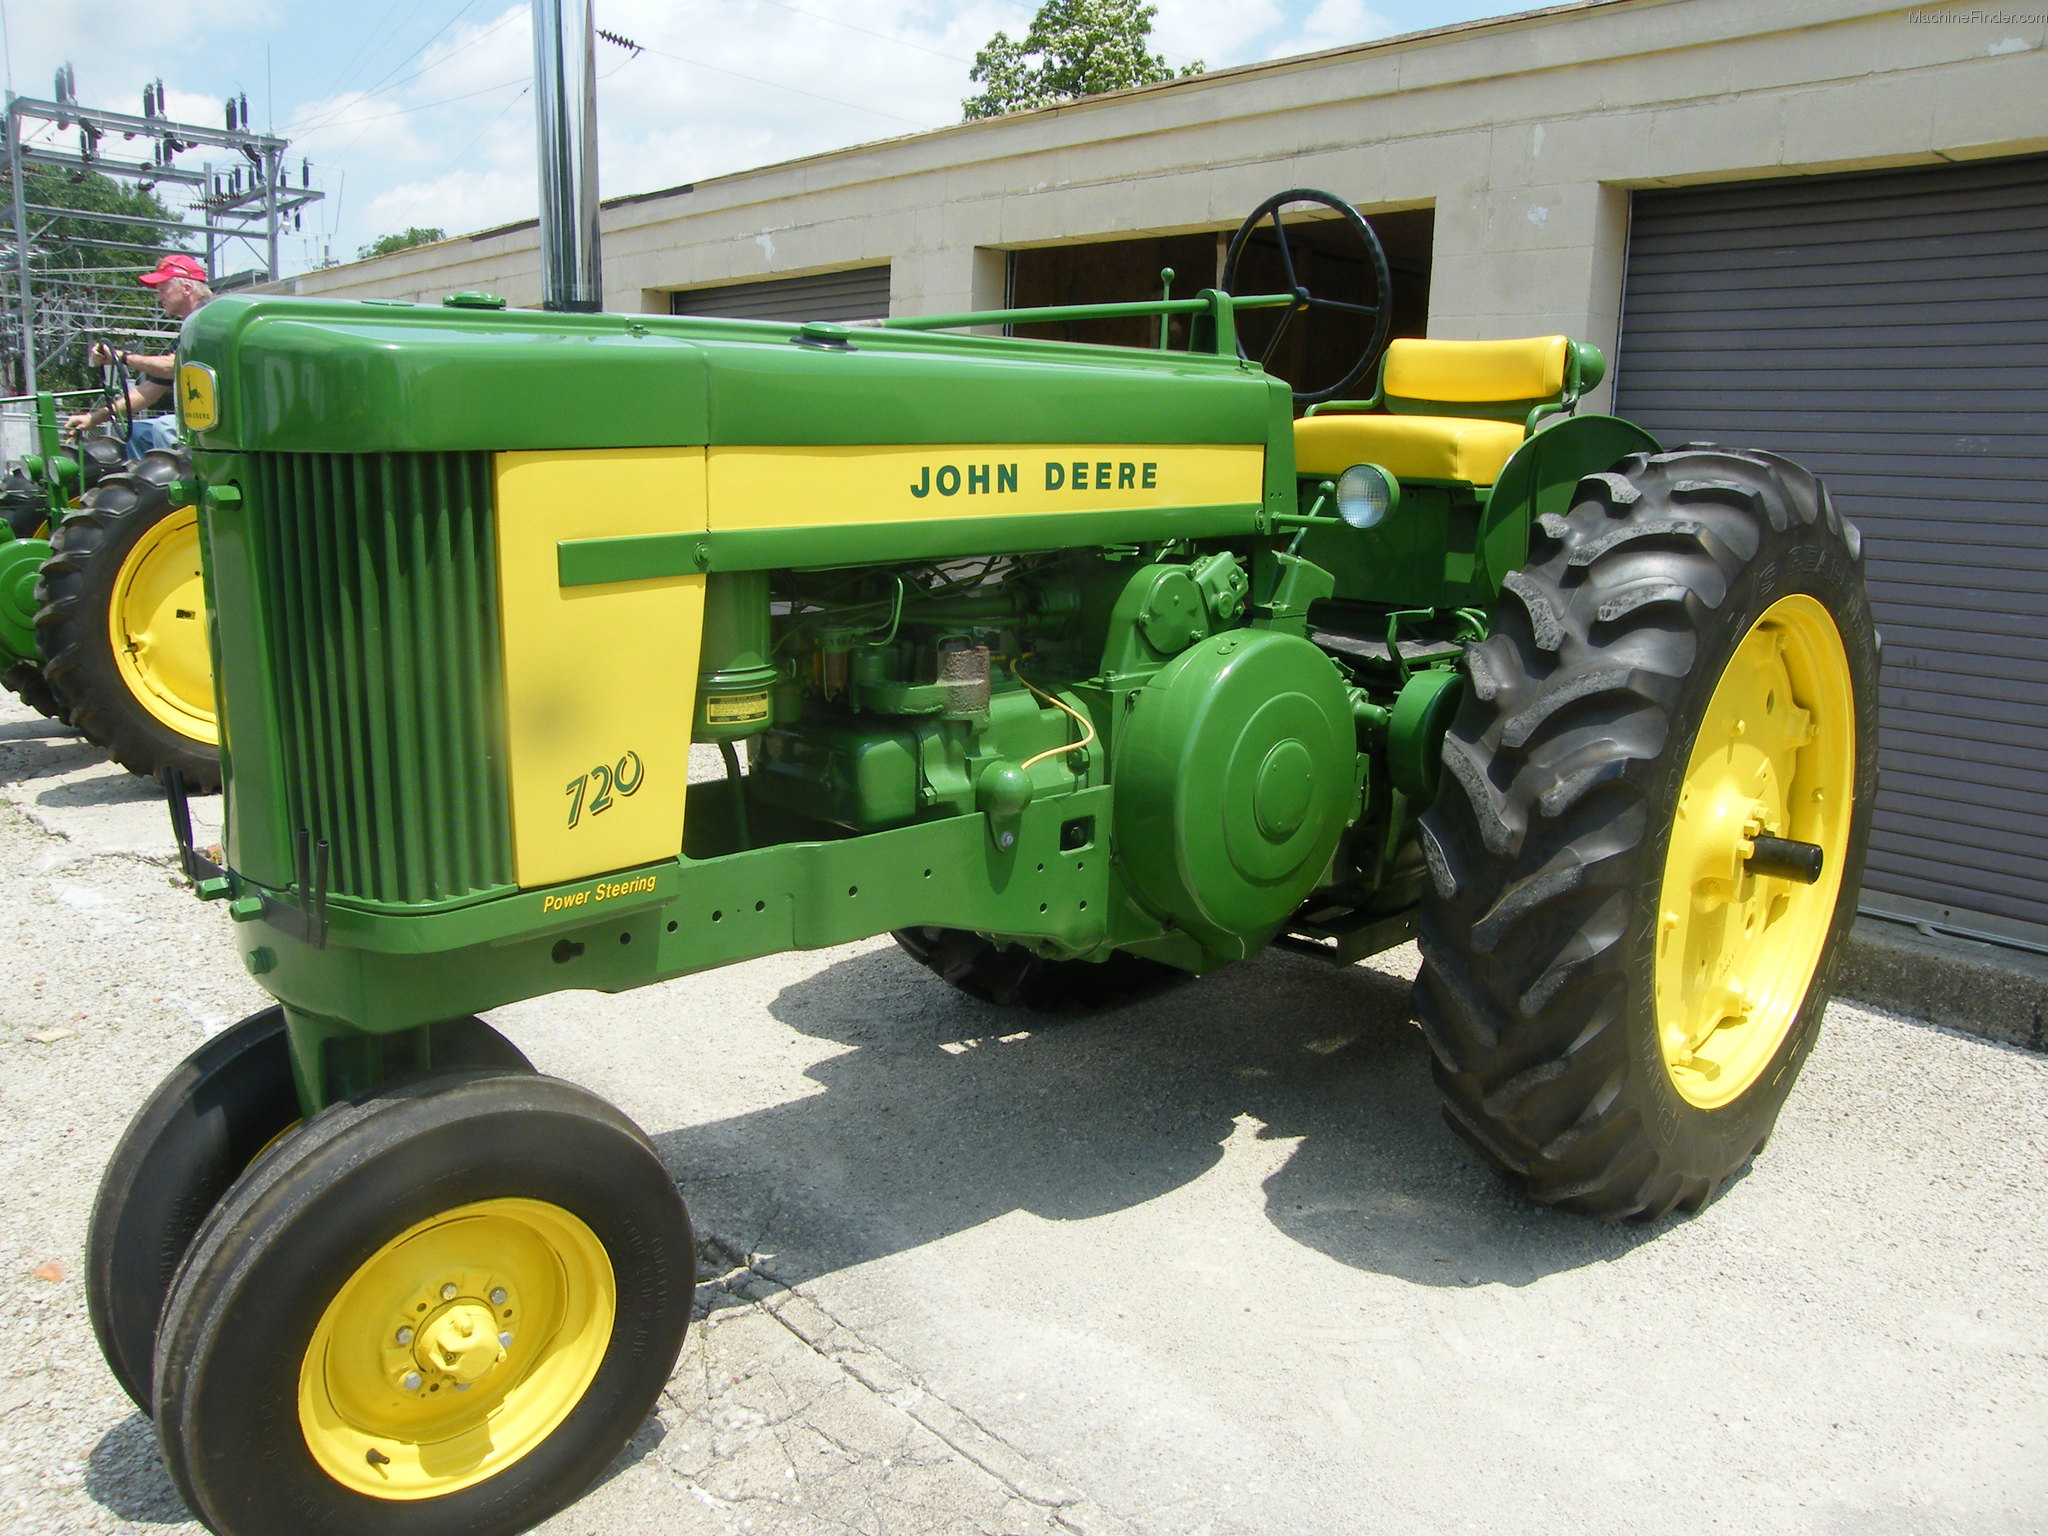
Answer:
[
  {"xmin": 412, "ymin": 1297, "xmax": 507, "ymax": 1387},
  {"xmin": 1654, "ymin": 594, "xmax": 1855, "ymax": 1109},
  {"xmin": 107, "ymin": 503, "xmax": 216, "ymax": 743},
  {"xmin": 299, "ymin": 1198, "xmax": 613, "ymax": 1500},
  {"xmin": 382, "ymin": 1274, "xmax": 519, "ymax": 1397}
]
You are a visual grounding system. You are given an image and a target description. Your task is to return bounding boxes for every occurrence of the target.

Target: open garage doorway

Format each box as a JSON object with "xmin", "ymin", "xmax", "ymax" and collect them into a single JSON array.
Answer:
[{"xmin": 1005, "ymin": 206, "xmax": 1432, "ymax": 401}]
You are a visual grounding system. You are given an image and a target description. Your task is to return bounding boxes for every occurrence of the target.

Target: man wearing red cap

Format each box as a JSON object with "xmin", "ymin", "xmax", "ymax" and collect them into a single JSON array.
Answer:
[{"xmin": 65, "ymin": 253, "xmax": 214, "ymax": 458}]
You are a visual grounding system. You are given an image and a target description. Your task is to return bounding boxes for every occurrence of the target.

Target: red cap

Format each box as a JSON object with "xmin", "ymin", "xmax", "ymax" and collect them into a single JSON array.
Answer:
[{"xmin": 139, "ymin": 253, "xmax": 208, "ymax": 287}]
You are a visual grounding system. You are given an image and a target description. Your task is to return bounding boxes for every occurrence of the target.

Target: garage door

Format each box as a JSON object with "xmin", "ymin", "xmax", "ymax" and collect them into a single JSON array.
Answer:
[
  {"xmin": 669, "ymin": 264, "xmax": 890, "ymax": 323},
  {"xmin": 1615, "ymin": 154, "xmax": 2048, "ymax": 943}
]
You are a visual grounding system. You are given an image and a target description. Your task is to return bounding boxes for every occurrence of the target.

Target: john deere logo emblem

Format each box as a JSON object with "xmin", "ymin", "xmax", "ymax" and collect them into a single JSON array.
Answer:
[{"xmin": 178, "ymin": 363, "xmax": 218, "ymax": 432}]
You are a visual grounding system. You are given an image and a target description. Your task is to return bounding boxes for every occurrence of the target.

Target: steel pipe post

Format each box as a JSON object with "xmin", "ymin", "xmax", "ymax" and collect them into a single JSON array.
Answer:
[{"xmin": 530, "ymin": 0, "xmax": 603, "ymax": 312}]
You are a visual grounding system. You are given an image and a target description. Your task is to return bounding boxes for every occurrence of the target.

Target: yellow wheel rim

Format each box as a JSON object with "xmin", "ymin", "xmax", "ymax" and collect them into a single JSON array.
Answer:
[
  {"xmin": 1654, "ymin": 594, "xmax": 1855, "ymax": 1110},
  {"xmin": 107, "ymin": 504, "xmax": 217, "ymax": 744},
  {"xmin": 297, "ymin": 1198, "xmax": 614, "ymax": 1500}
]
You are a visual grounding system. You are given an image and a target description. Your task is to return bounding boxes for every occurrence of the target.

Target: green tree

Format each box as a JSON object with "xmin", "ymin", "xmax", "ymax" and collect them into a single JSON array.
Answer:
[
  {"xmin": 963, "ymin": 0, "xmax": 1202, "ymax": 120},
  {"xmin": 357, "ymin": 226, "xmax": 446, "ymax": 261},
  {"xmin": 5, "ymin": 169, "xmax": 175, "ymax": 392}
]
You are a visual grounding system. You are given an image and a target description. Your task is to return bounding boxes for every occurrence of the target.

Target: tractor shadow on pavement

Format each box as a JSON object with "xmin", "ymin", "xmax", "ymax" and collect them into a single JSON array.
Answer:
[
  {"xmin": 0, "ymin": 711, "xmax": 110, "ymax": 795},
  {"xmin": 25, "ymin": 765, "xmax": 168, "ymax": 810},
  {"xmin": 84, "ymin": 1413, "xmax": 190, "ymax": 1526},
  {"xmin": 653, "ymin": 943, "xmax": 1668, "ymax": 1294}
]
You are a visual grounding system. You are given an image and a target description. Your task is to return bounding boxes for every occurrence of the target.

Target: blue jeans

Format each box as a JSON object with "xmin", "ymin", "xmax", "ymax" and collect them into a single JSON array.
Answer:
[{"xmin": 123, "ymin": 414, "xmax": 181, "ymax": 461}]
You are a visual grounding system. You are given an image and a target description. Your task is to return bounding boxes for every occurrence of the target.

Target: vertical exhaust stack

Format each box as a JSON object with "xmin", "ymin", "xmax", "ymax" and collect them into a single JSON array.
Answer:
[{"xmin": 531, "ymin": 0, "xmax": 602, "ymax": 311}]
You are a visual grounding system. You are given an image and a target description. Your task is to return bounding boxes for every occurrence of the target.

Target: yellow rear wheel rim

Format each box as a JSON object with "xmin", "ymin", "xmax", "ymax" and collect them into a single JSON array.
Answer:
[
  {"xmin": 1654, "ymin": 594, "xmax": 1855, "ymax": 1110},
  {"xmin": 297, "ymin": 1198, "xmax": 614, "ymax": 1500},
  {"xmin": 107, "ymin": 504, "xmax": 216, "ymax": 743}
]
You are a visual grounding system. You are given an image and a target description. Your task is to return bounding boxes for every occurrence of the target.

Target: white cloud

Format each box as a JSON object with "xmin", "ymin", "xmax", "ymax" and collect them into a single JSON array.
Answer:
[
  {"xmin": 1153, "ymin": 0, "xmax": 1290, "ymax": 67},
  {"xmin": 1292, "ymin": 0, "xmax": 1394, "ymax": 54},
  {"xmin": 1152, "ymin": 0, "xmax": 1393, "ymax": 69},
  {"xmin": 273, "ymin": 0, "xmax": 1021, "ymax": 257}
]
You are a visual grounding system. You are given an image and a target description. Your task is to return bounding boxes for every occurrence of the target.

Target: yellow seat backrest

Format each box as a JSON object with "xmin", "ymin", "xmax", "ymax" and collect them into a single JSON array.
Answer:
[{"xmin": 1382, "ymin": 336, "xmax": 1570, "ymax": 408}]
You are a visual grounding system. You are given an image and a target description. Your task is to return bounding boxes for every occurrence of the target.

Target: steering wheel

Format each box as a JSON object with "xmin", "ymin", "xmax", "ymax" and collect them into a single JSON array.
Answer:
[
  {"xmin": 99, "ymin": 339, "xmax": 136, "ymax": 444},
  {"xmin": 1222, "ymin": 188, "xmax": 1393, "ymax": 408}
]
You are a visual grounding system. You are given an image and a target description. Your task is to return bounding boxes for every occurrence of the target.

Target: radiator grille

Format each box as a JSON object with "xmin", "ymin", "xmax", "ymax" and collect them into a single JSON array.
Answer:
[{"xmin": 247, "ymin": 452, "xmax": 512, "ymax": 905}]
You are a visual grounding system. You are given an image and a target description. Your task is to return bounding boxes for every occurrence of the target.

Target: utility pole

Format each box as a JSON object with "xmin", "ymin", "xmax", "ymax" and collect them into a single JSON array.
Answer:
[{"xmin": 5, "ymin": 99, "xmax": 35, "ymax": 393}]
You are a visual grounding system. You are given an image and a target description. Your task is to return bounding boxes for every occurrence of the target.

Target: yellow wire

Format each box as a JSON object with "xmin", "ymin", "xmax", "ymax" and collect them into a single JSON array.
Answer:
[{"xmin": 1010, "ymin": 657, "xmax": 1096, "ymax": 773}]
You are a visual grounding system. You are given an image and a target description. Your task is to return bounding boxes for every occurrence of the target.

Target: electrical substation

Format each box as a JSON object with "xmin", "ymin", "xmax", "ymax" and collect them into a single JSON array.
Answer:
[{"xmin": 3, "ymin": 64, "xmax": 324, "ymax": 394}]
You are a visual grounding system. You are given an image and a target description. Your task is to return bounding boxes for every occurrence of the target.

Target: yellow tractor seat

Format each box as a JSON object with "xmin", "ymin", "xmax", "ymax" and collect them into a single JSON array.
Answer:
[
  {"xmin": 1293, "ymin": 335, "xmax": 1594, "ymax": 488},
  {"xmin": 1295, "ymin": 413, "xmax": 1528, "ymax": 486}
]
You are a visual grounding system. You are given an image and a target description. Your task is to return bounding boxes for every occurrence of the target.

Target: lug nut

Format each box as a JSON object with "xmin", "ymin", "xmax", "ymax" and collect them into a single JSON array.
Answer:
[
  {"xmin": 489, "ymin": 1288, "xmax": 508, "ymax": 1306},
  {"xmin": 499, "ymin": 1332, "xmax": 514, "ymax": 1348},
  {"xmin": 402, "ymin": 1372, "xmax": 422, "ymax": 1391},
  {"xmin": 440, "ymin": 1283, "xmax": 458, "ymax": 1301},
  {"xmin": 396, "ymin": 1326, "xmax": 414, "ymax": 1345}
]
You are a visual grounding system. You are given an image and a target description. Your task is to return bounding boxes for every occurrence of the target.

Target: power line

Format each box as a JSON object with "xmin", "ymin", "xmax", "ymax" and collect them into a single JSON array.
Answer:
[
  {"xmin": 379, "ymin": 83, "xmax": 529, "ymax": 235},
  {"xmin": 371, "ymin": 44, "xmax": 632, "ymax": 236},
  {"xmin": 296, "ymin": 4, "xmax": 516, "ymax": 135},
  {"xmin": 312, "ymin": 0, "xmax": 424, "ymax": 110},
  {"xmin": 354, "ymin": 0, "xmax": 486, "ymax": 100},
  {"xmin": 307, "ymin": 72, "xmax": 528, "ymax": 133}
]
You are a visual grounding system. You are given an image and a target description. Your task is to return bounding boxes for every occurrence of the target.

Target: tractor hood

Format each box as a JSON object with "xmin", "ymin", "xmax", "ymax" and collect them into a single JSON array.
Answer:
[{"xmin": 177, "ymin": 294, "xmax": 1281, "ymax": 456}]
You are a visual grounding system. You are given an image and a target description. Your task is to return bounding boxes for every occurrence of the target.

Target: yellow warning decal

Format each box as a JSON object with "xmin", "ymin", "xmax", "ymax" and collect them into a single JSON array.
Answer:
[{"xmin": 705, "ymin": 692, "xmax": 771, "ymax": 724}]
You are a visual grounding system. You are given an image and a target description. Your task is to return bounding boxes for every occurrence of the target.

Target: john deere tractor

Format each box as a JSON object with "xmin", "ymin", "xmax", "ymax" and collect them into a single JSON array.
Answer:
[
  {"xmin": 90, "ymin": 191, "xmax": 1876, "ymax": 1536},
  {"xmin": 1, "ymin": 379, "xmax": 220, "ymax": 788}
]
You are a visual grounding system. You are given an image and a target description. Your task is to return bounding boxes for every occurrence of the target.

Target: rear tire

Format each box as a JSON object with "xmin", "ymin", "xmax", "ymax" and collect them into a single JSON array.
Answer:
[
  {"xmin": 1415, "ymin": 447, "xmax": 1877, "ymax": 1220},
  {"xmin": 2, "ymin": 660, "xmax": 68, "ymax": 723},
  {"xmin": 893, "ymin": 927, "xmax": 1185, "ymax": 1011},
  {"xmin": 87, "ymin": 1011, "xmax": 531, "ymax": 1411},
  {"xmin": 35, "ymin": 448, "xmax": 219, "ymax": 789}
]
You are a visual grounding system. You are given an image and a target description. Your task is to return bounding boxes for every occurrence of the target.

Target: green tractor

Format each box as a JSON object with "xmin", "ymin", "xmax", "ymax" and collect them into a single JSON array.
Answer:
[
  {"xmin": 1, "ymin": 381, "xmax": 220, "ymax": 788},
  {"xmin": 91, "ymin": 191, "xmax": 1876, "ymax": 1536}
]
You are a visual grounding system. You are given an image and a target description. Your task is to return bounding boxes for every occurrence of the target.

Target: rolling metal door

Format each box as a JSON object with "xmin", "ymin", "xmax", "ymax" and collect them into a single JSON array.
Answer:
[
  {"xmin": 669, "ymin": 264, "xmax": 890, "ymax": 323},
  {"xmin": 1616, "ymin": 155, "xmax": 2048, "ymax": 939}
]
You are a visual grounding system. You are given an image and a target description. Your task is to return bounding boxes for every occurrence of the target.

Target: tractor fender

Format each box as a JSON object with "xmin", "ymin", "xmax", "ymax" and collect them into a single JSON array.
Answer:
[{"xmin": 1477, "ymin": 413, "xmax": 1662, "ymax": 594}]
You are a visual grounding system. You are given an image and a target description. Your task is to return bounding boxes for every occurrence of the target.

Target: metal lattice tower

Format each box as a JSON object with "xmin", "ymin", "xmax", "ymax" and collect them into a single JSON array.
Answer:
[{"xmin": 4, "ymin": 67, "xmax": 324, "ymax": 392}]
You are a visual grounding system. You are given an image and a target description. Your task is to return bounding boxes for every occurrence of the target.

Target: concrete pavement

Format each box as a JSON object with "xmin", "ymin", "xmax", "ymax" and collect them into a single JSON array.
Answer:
[{"xmin": 2, "ymin": 692, "xmax": 2043, "ymax": 1536}]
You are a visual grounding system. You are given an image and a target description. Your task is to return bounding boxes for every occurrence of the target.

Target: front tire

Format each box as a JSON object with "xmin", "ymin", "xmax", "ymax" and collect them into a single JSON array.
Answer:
[
  {"xmin": 87, "ymin": 1012, "xmax": 532, "ymax": 1411},
  {"xmin": 35, "ymin": 448, "xmax": 219, "ymax": 789},
  {"xmin": 152, "ymin": 1070, "xmax": 692, "ymax": 1536},
  {"xmin": 1415, "ymin": 447, "xmax": 1878, "ymax": 1220}
]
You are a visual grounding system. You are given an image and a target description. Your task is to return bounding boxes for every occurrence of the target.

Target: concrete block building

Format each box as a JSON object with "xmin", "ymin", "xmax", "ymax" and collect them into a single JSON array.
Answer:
[{"xmin": 277, "ymin": 0, "xmax": 2048, "ymax": 947}]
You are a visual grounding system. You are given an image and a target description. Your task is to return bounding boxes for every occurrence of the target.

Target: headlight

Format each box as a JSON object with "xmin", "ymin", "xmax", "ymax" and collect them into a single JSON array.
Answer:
[{"xmin": 1336, "ymin": 462, "xmax": 1400, "ymax": 529}]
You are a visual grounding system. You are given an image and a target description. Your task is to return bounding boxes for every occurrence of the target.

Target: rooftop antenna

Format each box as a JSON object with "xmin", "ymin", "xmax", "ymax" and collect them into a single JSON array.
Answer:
[{"xmin": 530, "ymin": 0, "xmax": 602, "ymax": 312}]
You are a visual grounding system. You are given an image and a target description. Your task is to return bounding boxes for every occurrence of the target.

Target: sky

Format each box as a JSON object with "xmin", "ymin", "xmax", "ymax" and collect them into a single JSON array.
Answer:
[{"xmin": 4, "ymin": 1, "xmax": 1548, "ymax": 277}]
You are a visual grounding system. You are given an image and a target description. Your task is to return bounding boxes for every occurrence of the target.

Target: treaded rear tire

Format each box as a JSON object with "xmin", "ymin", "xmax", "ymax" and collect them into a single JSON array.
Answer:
[
  {"xmin": 1415, "ymin": 446, "xmax": 1878, "ymax": 1220},
  {"xmin": 34, "ymin": 448, "xmax": 219, "ymax": 790},
  {"xmin": 2, "ymin": 660, "xmax": 68, "ymax": 722},
  {"xmin": 892, "ymin": 927, "xmax": 1185, "ymax": 1011}
]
